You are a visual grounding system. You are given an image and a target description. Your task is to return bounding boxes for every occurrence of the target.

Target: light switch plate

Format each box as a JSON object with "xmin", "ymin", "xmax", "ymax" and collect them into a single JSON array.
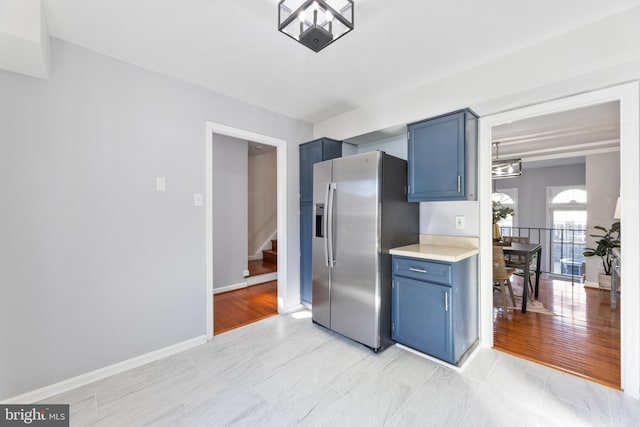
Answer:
[
  {"xmin": 455, "ymin": 215, "xmax": 465, "ymax": 229},
  {"xmin": 156, "ymin": 177, "xmax": 166, "ymax": 192}
]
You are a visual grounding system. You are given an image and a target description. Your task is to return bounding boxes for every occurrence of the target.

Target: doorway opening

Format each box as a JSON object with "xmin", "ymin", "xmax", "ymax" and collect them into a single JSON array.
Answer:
[
  {"xmin": 479, "ymin": 82, "xmax": 640, "ymax": 398},
  {"xmin": 205, "ymin": 122, "xmax": 288, "ymax": 340},
  {"xmin": 212, "ymin": 140, "xmax": 278, "ymax": 335}
]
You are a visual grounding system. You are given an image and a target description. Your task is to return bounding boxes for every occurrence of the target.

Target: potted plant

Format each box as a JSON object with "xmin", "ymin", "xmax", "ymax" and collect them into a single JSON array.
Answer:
[
  {"xmin": 492, "ymin": 201, "xmax": 514, "ymax": 241},
  {"xmin": 583, "ymin": 222, "xmax": 620, "ymax": 289}
]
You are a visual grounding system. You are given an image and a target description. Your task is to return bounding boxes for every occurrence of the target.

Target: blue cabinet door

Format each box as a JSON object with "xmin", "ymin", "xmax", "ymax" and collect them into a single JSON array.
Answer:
[
  {"xmin": 299, "ymin": 138, "xmax": 342, "ymax": 305},
  {"xmin": 299, "ymin": 142, "xmax": 323, "ymax": 204},
  {"xmin": 407, "ymin": 109, "xmax": 477, "ymax": 202},
  {"xmin": 392, "ymin": 276, "xmax": 453, "ymax": 362},
  {"xmin": 300, "ymin": 202, "xmax": 313, "ymax": 305}
]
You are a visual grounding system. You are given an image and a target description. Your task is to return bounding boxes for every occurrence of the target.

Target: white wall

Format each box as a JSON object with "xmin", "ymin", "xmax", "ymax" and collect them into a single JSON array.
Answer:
[
  {"xmin": 213, "ymin": 134, "xmax": 248, "ymax": 290},
  {"xmin": 355, "ymin": 135, "xmax": 407, "ymax": 160},
  {"xmin": 0, "ymin": 39, "xmax": 312, "ymax": 401},
  {"xmin": 248, "ymin": 148, "xmax": 277, "ymax": 256},
  {"xmin": 585, "ymin": 152, "xmax": 621, "ymax": 284}
]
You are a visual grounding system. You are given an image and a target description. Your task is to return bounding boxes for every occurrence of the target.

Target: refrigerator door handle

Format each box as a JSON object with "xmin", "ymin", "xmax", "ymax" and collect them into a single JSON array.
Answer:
[
  {"xmin": 327, "ymin": 182, "xmax": 337, "ymax": 267},
  {"xmin": 323, "ymin": 183, "xmax": 330, "ymax": 267}
]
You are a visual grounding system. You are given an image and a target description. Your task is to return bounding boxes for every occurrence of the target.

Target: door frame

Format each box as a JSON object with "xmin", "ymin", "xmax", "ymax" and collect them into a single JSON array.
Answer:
[
  {"xmin": 478, "ymin": 82, "xmax": 640, "ymax": 399},
  {"xmin": 205, "ymin": 122, "xmax": 288, "ymax": 340}
]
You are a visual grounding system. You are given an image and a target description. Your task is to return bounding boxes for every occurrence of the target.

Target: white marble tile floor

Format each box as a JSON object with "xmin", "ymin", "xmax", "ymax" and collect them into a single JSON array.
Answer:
[{"xmin": 40, "ymin": 310, "xmax": 640, "ymax": 426}]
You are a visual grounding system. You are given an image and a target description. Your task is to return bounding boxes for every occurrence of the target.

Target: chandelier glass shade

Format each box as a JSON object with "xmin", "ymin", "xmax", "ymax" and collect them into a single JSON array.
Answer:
[
  {"xmin": 492, "ymin": 142, "xmax": 522, "ymax": 179},
  {"xmin": 278, "ymin": 0, "xmax": 354, "ymax": 52}
]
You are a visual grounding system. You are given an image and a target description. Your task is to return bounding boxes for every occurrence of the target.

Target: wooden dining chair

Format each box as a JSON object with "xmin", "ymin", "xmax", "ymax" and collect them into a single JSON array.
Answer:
[
  {"xmin": 493, "ymin": 246, "xmax": 516, "ymax": 310},
  {"xmin": 503, "ymin": 235, "xmax": 535, "ymax": 294}
]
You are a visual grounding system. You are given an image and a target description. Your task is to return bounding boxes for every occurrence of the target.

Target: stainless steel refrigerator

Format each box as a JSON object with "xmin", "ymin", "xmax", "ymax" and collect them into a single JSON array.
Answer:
[{"xmin": 311, "ymin": 151, "xmax": 419, "ymax": 351}]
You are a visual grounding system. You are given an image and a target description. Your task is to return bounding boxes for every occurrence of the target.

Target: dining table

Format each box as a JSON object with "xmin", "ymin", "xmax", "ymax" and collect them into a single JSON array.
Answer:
[{"xmin": 501, "ymin": 242, "xmax": 543, "ymax": 313}]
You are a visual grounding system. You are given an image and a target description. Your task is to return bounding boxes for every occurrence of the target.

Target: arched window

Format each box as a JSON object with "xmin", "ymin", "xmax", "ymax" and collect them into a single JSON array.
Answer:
[
  {"xmin": 551, "ymin": 189, "xmax": 587, "ymax": 204},
  {"xmin": 492, "ymin": 189, "xmax": 517, "ymax": 230},
  {"xmin": 547, "ymin": 186, "xmax": 587, "ymax": 276}
]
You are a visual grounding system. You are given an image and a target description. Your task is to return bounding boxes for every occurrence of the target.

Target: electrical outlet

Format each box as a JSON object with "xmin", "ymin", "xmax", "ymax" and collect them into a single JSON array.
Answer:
[
  {"xmin": 455, "ymin": 215, "xmax": 465, "ymax": 229},
  {"xmin": 243, "ymin": 269, "xmax": 250, "ymax": 277},
  {"xmin": 193, "ymin": 193, "xmax": 203, "ymax": 207}
]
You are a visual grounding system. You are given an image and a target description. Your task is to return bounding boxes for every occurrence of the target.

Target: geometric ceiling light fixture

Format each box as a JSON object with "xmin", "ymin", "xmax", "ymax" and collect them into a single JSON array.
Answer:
[
  {"xmin": 278, "ymin": 0, "xmax": 354, "ymax": 52},
  {"xmin": 492, "ymin": 142, "xmax": 522, "ymax": 179}
]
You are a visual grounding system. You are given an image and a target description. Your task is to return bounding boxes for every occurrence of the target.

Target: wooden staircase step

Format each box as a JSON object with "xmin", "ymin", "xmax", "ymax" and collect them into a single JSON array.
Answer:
[
  {"xmin": 271, "ymin": 240, "xmax": 277, "ymax": 252},
  {"xmin": 262, "ymin": 249, "xmax": 277, "ymax": 265}
]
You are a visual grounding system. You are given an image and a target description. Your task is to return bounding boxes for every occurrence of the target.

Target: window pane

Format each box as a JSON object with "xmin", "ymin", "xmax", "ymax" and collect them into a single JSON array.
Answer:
[
  {"xmin": 492, "ymin": 192, "xmax": 514, "ymax": 205},
  {"xmin": 551, "ymin": 209, "xmax": 586, "ymax": 275},
  {"xmin": 552, "ymin": 189, "xmax": 587, "ymax": 204}
]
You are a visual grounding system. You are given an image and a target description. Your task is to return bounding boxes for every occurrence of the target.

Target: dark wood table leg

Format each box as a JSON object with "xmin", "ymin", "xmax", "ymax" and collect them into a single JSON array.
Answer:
[
  {"xmin": 521, "ymin": 253, "xmax": 530, "ymax": 313},
  {"xmin": 534, "ymin": 247, "xmax": 542, "ymax": 299}
]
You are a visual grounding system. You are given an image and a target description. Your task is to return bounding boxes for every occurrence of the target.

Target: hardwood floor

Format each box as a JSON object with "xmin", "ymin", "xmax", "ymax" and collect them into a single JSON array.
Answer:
[
  {"xmin": 214, "ymin": 280, "xmax": 278, "ymax": 335},
  {"xmin": 493, "ymin": 276, "xmax": 621, "ymax": 389},
  {"xmin": 247, "ymin": 259, "xmax": 277, "ymax": 276}
]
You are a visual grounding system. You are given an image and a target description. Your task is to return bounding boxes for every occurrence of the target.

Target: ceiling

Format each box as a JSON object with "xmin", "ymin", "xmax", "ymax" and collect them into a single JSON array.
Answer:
[
  {"xmin": 41, "ymin": 0, "xmax": 640, "ymax": 124},
  {"xmin": 492, "ymin": 101, "xmax": 620, "ymax": 163}
]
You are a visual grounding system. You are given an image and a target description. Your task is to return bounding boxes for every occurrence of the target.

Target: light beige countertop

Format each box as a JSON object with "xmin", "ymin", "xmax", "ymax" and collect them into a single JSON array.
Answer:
[{"xmin": 390, "ymin": 235, "xmax": 479, "ymax": 262}]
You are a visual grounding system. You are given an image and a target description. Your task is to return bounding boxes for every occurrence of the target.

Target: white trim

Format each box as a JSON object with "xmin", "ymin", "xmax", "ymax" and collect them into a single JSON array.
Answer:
[
  {"xmin": 212, "ymin": 275, "xmax": 278, "ymax": 294},
  {"xmin": 0, "ymin": 335, "xmax": 206, "ymax": 404},
  {"xmin": 479, "ymin": 81, "xmax": 640, "ymax": 399},
  {"xmin": 247, "ymin": 272, "xmax": 278, "ymax": 286},
  {"xmin": 249, "ymin": 229, "xmax": 278, "ymax": 261},
  {"xmin": 205, "ymin": 122, "xmax": 288, "ymax": 340},
  {"xmin": 395, "ymin": 343, "xmax": 480, "ymax": 373},
  {"xmin": 282, "ymin": 303, "xmax": 306, "ymax": 314},
  {"xmin": 213, "ymin": 281, "xmax": 248, "ymax": 294}
]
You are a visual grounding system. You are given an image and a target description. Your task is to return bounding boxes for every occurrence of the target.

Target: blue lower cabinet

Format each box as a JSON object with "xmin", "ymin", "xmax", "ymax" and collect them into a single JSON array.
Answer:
[
  {"xmin": 393, "ymin": 276, "xmax": 452, "ymax": 362},
  {"xmin": 392, "ymin": 255, "xmax": 478, "ymax": 365}
]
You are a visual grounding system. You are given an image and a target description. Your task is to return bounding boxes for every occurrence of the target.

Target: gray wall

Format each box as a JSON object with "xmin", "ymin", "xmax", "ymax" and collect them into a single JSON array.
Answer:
[
  {"xmin": 248, "ymin": 148, "xmax": 277, "ymax": 256},
  {"xmin": 495, "ymin": 162, "xmax": 586, "ymax": 229},
  {"xmin": 213, "ymin": 135, "xmax": 247, "ymax": 290},
  {"xmin": 0, "ymin": 39, "xmax": 311, "ymax": 400},
  {"xmin": 585, "ymin": 152, "xmax": 620, "ymax": 284}
]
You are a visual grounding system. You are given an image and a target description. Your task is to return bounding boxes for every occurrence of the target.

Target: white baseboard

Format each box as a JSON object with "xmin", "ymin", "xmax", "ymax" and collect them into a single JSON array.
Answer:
[
  {"xmin": 395, "ymin": 343, "xmax": 479, "ymax": 373},
  {"xmin": 1, "ymin": 335, "xmax": 207, "ymax": 404},
  {"xmin": 584, "ymin": 281, "xmax": 599, "ymax": 289},
  {"xmin": 283, "ymin": 303, "xmax": 306, "ymax": 314},
  {"xmin": 247, "ymin": 272, "xmax": 277, "ymax": 286},
  {"xmin": 248, "ymin": 255, "xmax": 260, "ymax": 261},
  {"xmin": 584, "ymin": 281, "xmax": 620, "ymax": 292},
  {"xmin": 213, "ymin": 281, "xmax": 248, "ymax": 294}
]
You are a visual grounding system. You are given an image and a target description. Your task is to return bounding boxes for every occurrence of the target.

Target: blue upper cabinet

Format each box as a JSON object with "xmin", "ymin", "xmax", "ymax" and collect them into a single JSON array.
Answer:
[
  {"xmin": 407, "ymin": 109, "xmax": 478, "ymax": 202},
  {"xmin": 299, "ymin": 138, "xmax": 342, "ymax": 203}
]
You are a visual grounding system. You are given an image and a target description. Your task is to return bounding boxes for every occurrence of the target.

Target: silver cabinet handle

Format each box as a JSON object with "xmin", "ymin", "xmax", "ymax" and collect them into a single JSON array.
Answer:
[
  {"xmin": 457, "ymin": 175, "xmax": 461, "ymax": 193},
  {"xmin": 445, "ymin": 292, "xmax": 449, "ymax": 312},
  {"xmin": 409, "ymin": 267, "xmax": 428, "ymax": 274}
]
